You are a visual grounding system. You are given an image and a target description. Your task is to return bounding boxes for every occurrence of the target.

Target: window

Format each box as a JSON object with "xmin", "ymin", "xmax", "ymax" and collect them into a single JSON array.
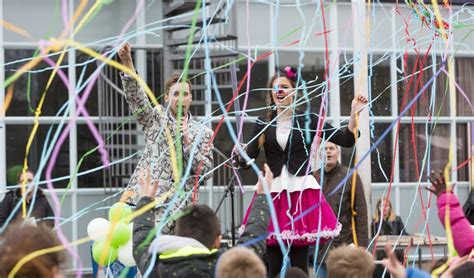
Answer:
[
  {"xmin": 6, "ymin": 124, "xmax": 70, "ymax": 188},
  {"xmin": 399, "ymin": 123, "xmax": 450, "ymax": 182},
  {"xmin": 397, "ymin": 55, "xmax": 449, "ymax": 117},
  {"xmin": 455, "ymin": 57, "xmax": 474, "ymax": 117},
  {"xmin": 4, "ymin": 49, "xmax": 69, "ymax": 117},
  {"xmin": 371, "ymin": 123, "xmax": 393, "ymax": 183}
]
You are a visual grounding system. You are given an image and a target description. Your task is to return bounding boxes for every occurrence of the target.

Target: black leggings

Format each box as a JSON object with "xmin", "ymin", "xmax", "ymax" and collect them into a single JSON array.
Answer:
[{"xmin": 267, "ymin": 245, "xmax": 309, "ymax": 277}]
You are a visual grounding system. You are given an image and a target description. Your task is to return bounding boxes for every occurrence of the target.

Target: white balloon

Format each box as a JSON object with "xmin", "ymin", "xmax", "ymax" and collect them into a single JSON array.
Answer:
[
  {"xmin": 118, "ymin": 239, "xmax": 136, "ymax": 266},
  {"xmin": 87, "ymin": 218, "xmax": 110, "ymax": 241}
]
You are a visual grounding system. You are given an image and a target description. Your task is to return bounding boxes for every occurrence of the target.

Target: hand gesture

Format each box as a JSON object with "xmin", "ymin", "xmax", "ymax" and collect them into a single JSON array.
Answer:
[
  {"xmin": 351, "ymin": 95, "xmax": 369, "ymax": 115},
  {"xmin": 117, "ymin": 42, "xmax": 135, "ymax": 71},
  {"xmin": 427, "ymin": 170, "xmax": 448, "ymax": 197},
  {"xmin": 382, "ymin": 242, "xmax": 406, "ymax": 278},
  {"xmin": 138, "ymin": 168, "xmax": 159, "ymax": 199},
  {"xmin": 257, "ymin": 163, "xmax": 273, "ymax": 195},
  {"xmin": 232, "ymin": 143, "xmax": 247, "ymax": 164}
]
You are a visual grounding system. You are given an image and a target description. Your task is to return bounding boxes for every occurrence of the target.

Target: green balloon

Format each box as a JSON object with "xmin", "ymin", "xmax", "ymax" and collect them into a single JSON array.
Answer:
[
  {"xmin": 99, "ymin": 0, "xmax": 114, "ymax": 4},
  {"xmin": 110, "ymin": 222, "xmax": 132, "ymax": 247},
  {"xmin": 92, "ymin": 241, "xmax": 118, "ymax": 266},
  {"xmin": 108, "ymin": 202, "xmax": 132, "ymax": 223}
]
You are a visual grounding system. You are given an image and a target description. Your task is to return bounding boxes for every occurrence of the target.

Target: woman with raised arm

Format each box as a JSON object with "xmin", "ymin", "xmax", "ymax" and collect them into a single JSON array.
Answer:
[{"xmin": 240, "ymin": 66, "xmax": 367, "ymax": 276}]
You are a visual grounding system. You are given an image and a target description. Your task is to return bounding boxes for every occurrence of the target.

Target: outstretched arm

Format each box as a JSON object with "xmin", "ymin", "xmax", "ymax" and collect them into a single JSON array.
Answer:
[
  {"xmin": 132, "ymin": 169, "xmax": 160, "ymax": 275},
  {"xmin": 322, "ymin": 95, "xmax": 367, "ymax": 148},
  {"xmin": 237, "ymin": 164, "xmax": 272, "ymax": 258},
  {"xmin": 348, "ymin": 95, "xmax": 368, "ymax": 133},
  {"xmin": 429, "ymin": 171, "xmax": 474, "ymax": 257},
  {"xmin": 118, "ymin": 42, "xmax": 157, "ymax": 130}
]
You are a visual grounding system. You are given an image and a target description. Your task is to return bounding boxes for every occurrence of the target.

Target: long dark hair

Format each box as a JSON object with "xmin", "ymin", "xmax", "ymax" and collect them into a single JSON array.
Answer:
[{"xmin": 258, "ymin": 67, "xmax": 298, "ymax": 148}]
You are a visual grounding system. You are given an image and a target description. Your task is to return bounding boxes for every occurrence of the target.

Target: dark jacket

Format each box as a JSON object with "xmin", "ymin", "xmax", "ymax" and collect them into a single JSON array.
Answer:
[
  {"xmin": 244, "ymin": 110, "xmax": 357, "ymax": 177},
  {"xmin": 314, "ymin": 163, "xmax": 369, "ymax": 263},
  {"xmin": 0, "ymin": 189, "xmax": 54, "ymax": 229},
  {"xmin": 371, "ymin": 216, "xmax": 408, "ymax": 236},
  {"xmin": 133, "ymin": 195, "xmax": 270, "ymax": 277}
]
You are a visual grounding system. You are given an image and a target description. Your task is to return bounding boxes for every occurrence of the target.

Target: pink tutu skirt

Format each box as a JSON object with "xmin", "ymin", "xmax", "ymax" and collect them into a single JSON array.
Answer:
[{"xmin": 242, "ymin": 189, "xmax": 341, "ymax": 247}]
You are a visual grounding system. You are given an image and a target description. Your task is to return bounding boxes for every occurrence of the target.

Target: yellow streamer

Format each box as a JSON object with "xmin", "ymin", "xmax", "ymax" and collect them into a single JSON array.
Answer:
[
  {"xmin": 0, "ymin": 20, "xmax": 34, "ymax": 40},
  {"xmin": 431, "ymin": 0, "xmax": 458, "ymax": 258},
  {"xmin": 0, "ymin": 84, "xmax": 14, "ymax": 117},
  {"xmin": 8, "ymin": 236, "xmax": 92, "ymax": 278}
]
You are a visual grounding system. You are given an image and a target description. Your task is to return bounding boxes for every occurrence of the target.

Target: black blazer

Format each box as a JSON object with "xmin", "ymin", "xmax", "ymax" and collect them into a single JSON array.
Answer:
[
  {"xmin": 372, "ymin": 216, "xmax": 408, "ymax": 236},
  {"xmin": 243, "ymin": 110, "xmax": 357, "ymax": 177},
  {"xmin": 0, "ymin": 189, "xmax": 54, "ymax": 229}
]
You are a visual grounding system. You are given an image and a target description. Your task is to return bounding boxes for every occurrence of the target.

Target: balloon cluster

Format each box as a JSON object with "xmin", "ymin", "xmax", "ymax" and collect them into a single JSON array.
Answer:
[{"xmin": 87, "ymin": 202, "xmax": 136, "ymax": 266}]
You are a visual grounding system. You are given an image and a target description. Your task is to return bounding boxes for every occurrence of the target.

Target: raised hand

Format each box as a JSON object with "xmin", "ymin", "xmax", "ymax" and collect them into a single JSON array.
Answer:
[
  {"xmin": 117, "ymin": 42, "xmax": 135, "ymax": 71},
  {"xmin": 138, "ymin": 168, "xmax": 159, "ymax": 199},
  {"xmin": 427, "ymin": 170, "xmax": 448, "ymax": 197},
  {"xmin": 382, "ymin": 242, "xmax": 406, "ymax": 278},
  {"xmin": 257, "ymin": 163, "xmax": 273, "ymax": 195},
  {"xmin": 351, "ymin": 94, "xmax": 369, "ymax": 115}
]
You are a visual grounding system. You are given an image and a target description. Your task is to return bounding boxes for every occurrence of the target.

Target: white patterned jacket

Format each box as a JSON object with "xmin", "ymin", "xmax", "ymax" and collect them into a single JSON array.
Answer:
[{"xmin": 120, "ymin": 73, "xmax": 214, "ymax": 234}]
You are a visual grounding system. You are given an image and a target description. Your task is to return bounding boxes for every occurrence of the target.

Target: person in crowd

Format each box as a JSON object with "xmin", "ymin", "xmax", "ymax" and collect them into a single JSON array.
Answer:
[
  {"xmin": 371, "ymin": 197, "xmax": 408, "ymax": 278},
  {"xmin": 240, "ymin": 66, "xmax": 368, "ymax": 276},
  {"xmin": 428, "ymin": 170, "xmax": 474, "ymax": 257},
  {"xmin": 372, "ymin": 198, "xmax": 408, "ymax": 236},
  {"xmin": 117, "ymin": 42, "xmax": 214, "ymax": 234},
  {"xmin": 383, "ymin": 242, "xmax": 474, "ymax": 278},
  {"xmin": 326, "ymin": 244, "xmax": 374, "ymax": 278},
  {"xmin": 313, "ymin": 141, "xmax": 369, "ymax": 276},
  {"xmin": 276, "ymin": 267, "xmax": 309, "ymax": 278},
  {"xmin": 132, "ymin": 164, "xmax": 272, "ymax": 277},
  {"xmin": 0, "ymin": 222, "xmax": 65, "ymax": 277},
  {"xmin": 0, "ymin": 169, "xmax": 54, "ymax": 229},
  {"xmin": 216, "ymin": 247, "xmax": 266, "ymax": 278}
]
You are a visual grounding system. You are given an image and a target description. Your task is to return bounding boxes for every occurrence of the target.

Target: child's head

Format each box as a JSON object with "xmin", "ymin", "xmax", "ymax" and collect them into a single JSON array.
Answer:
[
  {"xmin": 326, "ymin": 245, "xmax": 374, "ymax": 278},
  {"xmin": 276, "ymin": 266, "xmax": 308, "ymax": 278},
  {"xmin": 216, "ymin": 247, "xmax": 266, "ymax": 278},
  {"xmin": 175, "ymin": 204, "xmax": 221, "ymax": 249},
  {"xmin": 0, "ymin": 223, "xmax": 65, "ymax": 277}
]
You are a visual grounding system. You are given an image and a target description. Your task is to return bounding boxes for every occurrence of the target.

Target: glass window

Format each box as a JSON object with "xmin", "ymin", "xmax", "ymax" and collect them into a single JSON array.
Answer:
[
  {"xmin": 5, "ymin": 49, "xmax": 69, "ymax": 117},
  {"xmin": 94, "ymin": 120, "xmax": 139, "ymax": 189},
  {"xmin": 369, "ymin": 55, "xmax": 392, "ymax": 116},
  {"xmin": 371, "ymin": 123, "xmax": 393, "ymax": 182},
  {"xmin": 6, "ymin": 124, "xmax": 70, "ymax": 188},
  {"xmin": 77, "ymin": 124, "xmax": 106, "ymax": 188},
  {"xmin": 456, "ymin": 124, "xmax": 470, "ymax": 182},
  {"xmin": 397, "ymin": 55, "xmax": 449, "ymax": 117},
  {"xmin": 399, "ymin": 123, "xmax": 450, "ymax": 182},
  {"xmin": 340, "ymin": 54, "xmax": 391, "ymax": 116},
  {"xmin": 455, "ymin": 57, "xmax": 474, "ymax": 117},
  {"xmin": 146, "ymin": 50, "xmax": 163, "ymax": 102},
  {"xmin": 235, "ymin": 59, "xmax": 269, "ymax": 117},
  {"xmin": 76, "ymin": 52, "xmax": 100, "ymax": 117},
  {"xmin": 340, "ymin": 53, "xmax": 354, "ymax": 116}
]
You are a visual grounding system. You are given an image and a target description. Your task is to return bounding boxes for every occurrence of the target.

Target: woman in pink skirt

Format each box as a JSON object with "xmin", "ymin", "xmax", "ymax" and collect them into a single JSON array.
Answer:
[{"xmin": 240, "ymin": 66, "xmax": 367, "ymax": 276}]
